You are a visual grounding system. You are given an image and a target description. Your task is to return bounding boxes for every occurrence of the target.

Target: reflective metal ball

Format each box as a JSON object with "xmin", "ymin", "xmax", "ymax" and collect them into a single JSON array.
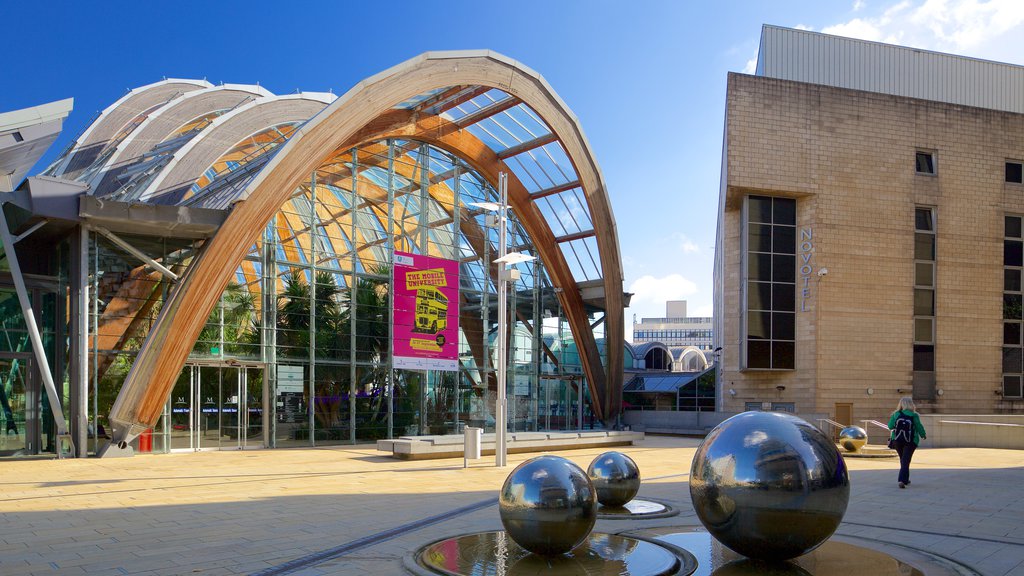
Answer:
[
  {"xmin": 839, "ymin": 426, "xmax": 868, "ymax": 452},
  {"xmin": 587, "ymin": 451, "xmax": 641, "ymax": 507},
  {"xmin": 499, "ymin": 455, "xmax": 597, "ymax": 556},
  {"xmin": 689, "ymin": 411, "xmax": 850, "ymax": 560}
]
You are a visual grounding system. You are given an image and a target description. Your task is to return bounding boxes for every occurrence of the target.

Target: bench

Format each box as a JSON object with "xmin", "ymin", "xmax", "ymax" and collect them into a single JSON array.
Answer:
[{"xmin": 377, "ymin": 430, "xmax": 645, "ymax": 460}]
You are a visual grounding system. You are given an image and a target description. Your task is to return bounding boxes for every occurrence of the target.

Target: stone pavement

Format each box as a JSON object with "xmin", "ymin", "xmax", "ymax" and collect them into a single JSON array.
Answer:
[{"xmin": 1, "ymin": 435, "xmax": 1022, "ymax": 575}]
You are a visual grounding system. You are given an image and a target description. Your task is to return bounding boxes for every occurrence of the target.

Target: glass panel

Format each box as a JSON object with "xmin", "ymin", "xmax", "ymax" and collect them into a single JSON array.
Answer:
[
  {"xmin": 748, "ymin": 224, "xmax": 771, "ymax": 252},
  {"xmin": 773, "ymin": 198, "xmax": 796, "ymax": 224},
  {"xmin": 1005, "ymin": 240, "xmax": 1023, "ymax": 267},
  {"xmin": 773, "ymin": 225, "xmax": 795, "ymax": 254},
  {"xmin": 913, "ymin": 345, "xmax": 935, "ymax": 371},
  {"xmin": 914, "ymin": 289, "xmax": 934, "ymax": 316},
  {"xmin": 748, "ymin": 196, "xmax": 771, "ymax": 223},
  {"xmin": 772, "ymin": 342, "xmax": 795, "ymax": 369},
  {"xmin": 915, "ymin": 318, "xmax": 933, "ymax": 343},
  {"xmin": 772, "ymin": 255, "xmax": 795, "ymax": 283},
  {"xmin": 915, "ymin": 208, "xmax": 933, "ymax": 231},
  {"xmin": 915, "ymin": 262, "xmax": 934, "ymax": 287},
  {"xmin": 1006, "ymin": 216, "xmax": 1022, "ymax": 238},
  {"xmin": 748, "ymin": 253, "xmax": 772, "ymax": 281},
  {"xmin": 772, "ymin": 312, "xmax": 795, "ymax": 340},
  {"xmin": 1005, "ymin": 294, "xmax": 1023, "ymax": 320},
  {"xmin": 748, "ymin": 281, "xmax": 771, "ymax": 310},
  {"xmin": 915, "ymin": 152, "xmax": 935, "ymax": 174},
  {"xmin": 915, "ymin": 233, "xmax": 935, "ymax": 261},
  {"xmin": 747, "ymin": 341, "xmax": 771, "ymax": 368},
  {"xmin": 1005, "ymin": 269, "xmax": 1021, "ymax": 292},
  {"xmin": 1003, "ymin": 347, "xmax": 1022, "ymax": 374},
  {"xmin": 1004, "ymin": 375, "xmax": 1023, "ymax": 398},
  {"xmin": 747, "ymin": 311, "xmax": 770, "ymax": 339},
  {"xmin": 1004, "ymin": 322, "xmax": 1021, "ymax": 346},
  {"xmin": 1007, "ymin": 163, "xmax": 1023, "ymax": 185},
  {"xmin": 772, "ymin": 283, "xmax": 795, "ymax": 312},
  {"xmin": 0, "ymin": 359, "xmax": 31, "ymax": 456}
]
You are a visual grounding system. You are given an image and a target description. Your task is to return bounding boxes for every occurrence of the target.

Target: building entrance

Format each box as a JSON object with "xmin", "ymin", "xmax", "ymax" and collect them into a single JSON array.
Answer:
[
  {"xmin": 0, "ymin": 355, "xmax": 47, "ymax": 456},
  {"xmin": 168, "ymin": 362, "xmax": 265, "ymax": 451}
]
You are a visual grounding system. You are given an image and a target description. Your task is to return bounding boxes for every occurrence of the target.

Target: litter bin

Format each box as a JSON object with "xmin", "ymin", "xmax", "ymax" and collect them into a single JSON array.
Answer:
[
  {"xmin": 138, "ymin": 428, "xmax": 153, "ymax": 453},
  {"xmin": 464, "ymin": 426, "xmax": 482, "ymax": 467}
]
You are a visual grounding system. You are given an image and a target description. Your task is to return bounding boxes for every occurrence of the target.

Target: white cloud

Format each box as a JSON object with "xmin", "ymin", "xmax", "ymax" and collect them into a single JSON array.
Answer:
[
  {"xmin": 854, "ymin": 0, "xmax": 866, "ymax": 11},
  {"xmin": 628, "ymin": 274, "xmax": 697, "ymax": 307},
  {"xmin": 742, "ymin": 57, "xmax": 757, "ymax": 74},
  {"xmin": 816, "ymin": 0, "xmax": 1024, "ymax": 61},
  {"xmin": 675, "ymin": 233, "xmax": 700, "ymax": 254}
]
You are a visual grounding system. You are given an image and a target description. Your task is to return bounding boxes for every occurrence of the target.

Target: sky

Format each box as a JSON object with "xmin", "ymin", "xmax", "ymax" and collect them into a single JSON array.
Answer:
[{"xmin": 5, "ymin": 0, "xmax": 1024, "ymax": 340}]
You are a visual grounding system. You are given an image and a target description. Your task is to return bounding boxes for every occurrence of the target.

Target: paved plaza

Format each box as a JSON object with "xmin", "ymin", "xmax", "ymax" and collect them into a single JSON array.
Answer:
[{"xmin": 1, "ymin": 436, "xmax": 1023, "ymax": 575}]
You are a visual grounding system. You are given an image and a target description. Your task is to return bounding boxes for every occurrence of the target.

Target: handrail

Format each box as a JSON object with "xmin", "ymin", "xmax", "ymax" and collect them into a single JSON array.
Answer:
[
  {"xmin": 939, "ymin": 420, "xmax": 1024, "ymax": 428},
  {"xmin": 861, "ymin": 419, "xmax": 890, "ymax": 432},
  {"xmin": 817, "ymin": 418, "xmax": 846, "ymax": 431}
]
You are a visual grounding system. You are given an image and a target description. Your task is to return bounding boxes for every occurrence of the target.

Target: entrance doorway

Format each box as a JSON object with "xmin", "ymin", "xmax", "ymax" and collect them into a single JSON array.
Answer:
[
  {"xmin": 168, "ymin": 362, "xmax": 265, "ymax": 451},
  {"xmin": 0, "ymin": 355, "xmax": 45, "ymax": 456}
]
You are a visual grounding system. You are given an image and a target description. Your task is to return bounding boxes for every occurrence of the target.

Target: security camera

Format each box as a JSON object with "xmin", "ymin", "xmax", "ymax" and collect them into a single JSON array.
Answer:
[{"xmin": 817, "ymin": 268, "xmax": 829, "ymax": 277}]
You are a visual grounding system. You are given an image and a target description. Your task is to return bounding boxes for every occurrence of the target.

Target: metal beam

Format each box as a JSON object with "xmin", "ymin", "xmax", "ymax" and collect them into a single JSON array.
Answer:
[
  {"xmin": 530, "ymin": 180, "xmax": 580, "ymax": 200},
  {"xmin": 0, "ymin": 204, "xmax": 71, "ymax": 446},
  {"xmin": 554, "ymin": 230, "xmax": 596, "ymax": 243},
  {"xmin": 91, "ymin": 226, "xmax": 179, "ymax": 281}
]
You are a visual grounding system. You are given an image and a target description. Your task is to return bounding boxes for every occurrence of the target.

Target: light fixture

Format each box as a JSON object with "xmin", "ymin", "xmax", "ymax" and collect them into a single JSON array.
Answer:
[
  {"xmin": 866, "ymin": 387, "xmax": 874, "ymax": 395},
  {"xmin": 728, "ymin": 388, "xmax": 736, "ymax": 396},
  {"xmin": 936, "ymin": 388, "xmax": 944, "ymax": 396},
  {"xmin": 776, "ymin": 385, "xmax": 786, "ymax": 392}
]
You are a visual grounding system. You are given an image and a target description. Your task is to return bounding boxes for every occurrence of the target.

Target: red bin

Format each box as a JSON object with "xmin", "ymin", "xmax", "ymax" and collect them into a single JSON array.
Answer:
[{"xmin": 138, "ymin": 428, "xmax": 153, "ymax": 453}]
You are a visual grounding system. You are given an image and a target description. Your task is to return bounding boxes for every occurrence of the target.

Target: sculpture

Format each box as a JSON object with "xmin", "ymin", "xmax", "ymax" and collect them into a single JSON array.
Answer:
[
  {"xmin": 689, "ymin": 411, "xmax": 850, "ymax": 560},
  {"xmin": 587, "ymin": 451, "xmax": 641, "ymax": 507},
  {"xmin": 498, "ymin": 455, "xmax": 597, "ymax": 556},
  {"xmin": 839, "ymin": 426, "xmax": 868, "ymax": 452}
]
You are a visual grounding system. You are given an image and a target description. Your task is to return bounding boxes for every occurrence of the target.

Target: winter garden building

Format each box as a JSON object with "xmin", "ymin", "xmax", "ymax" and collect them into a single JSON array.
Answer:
[
  {"xmin": 714, "ymin": 25, "xmax": 1024, "ymax": 427},
  {"xmin": 0, "ymin": 51, "xmax": 625, "ymax": 458}
]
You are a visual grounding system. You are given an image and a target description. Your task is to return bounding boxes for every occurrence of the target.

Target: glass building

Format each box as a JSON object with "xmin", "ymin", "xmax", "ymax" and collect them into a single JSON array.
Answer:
[{"xmin": 0, "ymin": 51, "xmax": 625, "ymax": 458}]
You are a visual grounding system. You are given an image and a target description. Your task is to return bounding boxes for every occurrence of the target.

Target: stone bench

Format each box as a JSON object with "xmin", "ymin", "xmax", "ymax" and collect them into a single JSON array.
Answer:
[{"xmin": 377, "ymin": 430, "xmax": 645, "ymax": 460}]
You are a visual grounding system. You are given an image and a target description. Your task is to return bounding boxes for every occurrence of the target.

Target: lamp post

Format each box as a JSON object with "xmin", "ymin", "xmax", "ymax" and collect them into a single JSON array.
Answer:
[{"xmin": 471, "ymin": 172, "xmax": 534, "ymax": 467}]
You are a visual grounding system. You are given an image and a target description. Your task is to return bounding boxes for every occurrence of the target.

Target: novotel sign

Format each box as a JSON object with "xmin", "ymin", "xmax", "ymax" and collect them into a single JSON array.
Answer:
[{"xmin": 799, "ymin": 227, "xmax": 813, "ymax": 312}]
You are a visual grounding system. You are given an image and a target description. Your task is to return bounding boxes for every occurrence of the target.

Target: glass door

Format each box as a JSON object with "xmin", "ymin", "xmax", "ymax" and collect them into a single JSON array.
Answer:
[
  {"xmin": 0, "ymin": 356, "xmax": 35, "ymax": 456},
  {"xmin": 169, "ymin": 363, "xmax": 265, "ymax": 451}
]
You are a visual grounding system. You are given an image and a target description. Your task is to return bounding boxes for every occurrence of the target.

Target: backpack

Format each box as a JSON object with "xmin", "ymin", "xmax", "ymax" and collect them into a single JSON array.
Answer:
[{"xmin": 892, "ymin": 411, "xmax": 914, "ymax": 443}]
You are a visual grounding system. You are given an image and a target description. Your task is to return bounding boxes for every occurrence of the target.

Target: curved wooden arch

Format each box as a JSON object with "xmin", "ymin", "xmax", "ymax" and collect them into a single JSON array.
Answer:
[{"xmin": 107, "ymin": 51, "xmax": 623, "ymax": 443}]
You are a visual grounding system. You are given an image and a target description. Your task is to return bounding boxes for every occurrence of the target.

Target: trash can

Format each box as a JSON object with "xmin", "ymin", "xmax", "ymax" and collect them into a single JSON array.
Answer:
[
  {"xmin": 138, "ymin": 428, "xmax": 153, "ymax": 453},
  {"xmin": 464, "ymin": 426, "xmax": 482, "ymax": 467}
]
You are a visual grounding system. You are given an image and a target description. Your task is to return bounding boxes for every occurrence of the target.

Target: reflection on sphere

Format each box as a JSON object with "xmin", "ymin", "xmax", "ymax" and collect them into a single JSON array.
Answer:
[
  {"xmin": 689, "ymin": 411, "xmax": 850, "ymax": 560},
  {"xmin": 839, "ymin": 426, "xmax": 867, "ymax": 452},
  {"xmin": 588, "ymin": 451, "xmax": 641, "ymax": 507},
  {"xmin": 499, "ymin": 455, "xmax": 597, "ymax": 556}
]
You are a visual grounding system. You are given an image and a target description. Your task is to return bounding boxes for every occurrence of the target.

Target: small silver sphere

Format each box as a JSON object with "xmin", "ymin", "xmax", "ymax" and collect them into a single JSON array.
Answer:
[
  {"xmin": 690, "ymin": 411, "xmax": 850, "ymax": 560},
  {"xmin": 587, "ymin": 451, "xmax": 641, "ymax": 507},
  {"xmin": 499, "ymin": 455, "xmax": 597, "ymax": 556},
  {"xmin": 839, "ymin": 426, "xmax": 868, "ymax": 452}
]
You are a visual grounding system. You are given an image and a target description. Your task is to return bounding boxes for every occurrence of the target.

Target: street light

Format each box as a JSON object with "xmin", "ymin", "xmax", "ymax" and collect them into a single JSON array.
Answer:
[{"xmin": 471, "ymin": 172, "xmax": 535, "ymax": 467}]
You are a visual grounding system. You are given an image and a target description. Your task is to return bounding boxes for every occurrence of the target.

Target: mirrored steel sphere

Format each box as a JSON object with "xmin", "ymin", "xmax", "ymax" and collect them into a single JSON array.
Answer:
[
  {"xmin": 689, "ymin": 411, "xmax": 850, "ymax": 561},
  {"xmin": 499, "ymin": 455, "xmax": 597, "ymax": 556},
  {"xmin": 587, "ymin": 451, "xmax": 641, "ymax": 507},
  {"xmin": 839, "ymin": 426, "xmax": 868, "ymax": 452}
]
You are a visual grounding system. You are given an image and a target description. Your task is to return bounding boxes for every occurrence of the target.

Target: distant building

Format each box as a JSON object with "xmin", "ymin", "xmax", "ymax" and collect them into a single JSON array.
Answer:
[{"xmin": 632, "ymin": 300, "xmax": 713, "ymax": 371}]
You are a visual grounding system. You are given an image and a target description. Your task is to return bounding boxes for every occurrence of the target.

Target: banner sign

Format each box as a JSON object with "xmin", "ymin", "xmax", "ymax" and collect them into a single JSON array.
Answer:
[{"xmin": 392, "ymin": 251, "xmax": 460, "ymax": 371}]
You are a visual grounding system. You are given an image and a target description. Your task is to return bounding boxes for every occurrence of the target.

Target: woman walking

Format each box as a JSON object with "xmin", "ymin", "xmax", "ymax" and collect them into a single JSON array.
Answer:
[{"xmin": 888, "ymin": 396, "xmax": 927, "ymax": 488}]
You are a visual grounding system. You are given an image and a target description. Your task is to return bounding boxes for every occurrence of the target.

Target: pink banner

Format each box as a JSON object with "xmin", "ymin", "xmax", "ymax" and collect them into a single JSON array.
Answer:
[{"xmin": 392, "ymin": 251, "xmax": 460, "ymax": 371}]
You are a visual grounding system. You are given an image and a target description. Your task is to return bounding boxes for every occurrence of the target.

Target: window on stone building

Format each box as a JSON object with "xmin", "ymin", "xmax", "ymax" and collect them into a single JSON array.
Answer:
[
  {"xmin": 914, "ymin": 208, "xmax": 936, "ymax": 374},
  {"xmin": 915, "ymin": 151, "xmax": 936, "ymax": 175},
  {"xmin": 1004, "ymin": 215, "xmax": 1024, "ymax": 398},
  {"xmin": 1006, "ymin": 161, "xmax": 1023, "ymax": 184},
  {"xmin": 742, "ymin": 195, "xmax": 795, "ymax": 370}
]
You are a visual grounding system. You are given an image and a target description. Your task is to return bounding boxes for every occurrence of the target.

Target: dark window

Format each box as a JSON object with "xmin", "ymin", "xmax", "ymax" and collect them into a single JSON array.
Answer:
[
  {"xmin": 1007, "ymin": 269, "xmax": 1022, "ymax": 292},
  {"xmin": 913, "ymin": 345, "xmax": 934, "ymax": 371},
  {"xmin": 1007, "ymin": 161, "xmax": 1023, "ymax": 184},
  {"xmin": 915, "ymin": 151, "xmax": 936, "ymax": 175},
  {"xmin": 1005, "ymin": 322, "xmax": 1021, "ymax": 346},
  {"xmin": 743, "ymin": 196, "xmax": 795, "ymax": 370},
  {"xmin": 1007, "ymin": 216, "xmax": 1022, "ymax": 239},
  {"xmin": 1004, "ymin": 215, "xmax": 1023, "ymax": 390},
  {"xmin": 1005, "ymin": 240, "xmax": 1023, "ymax": 267},
  {"xmin": 1004, "ymin": 375, "xmax": 1023, "ymax": 398},
  {"xmin": 915, "ymin": 233, "xmax": 935, "ymax": 260}
]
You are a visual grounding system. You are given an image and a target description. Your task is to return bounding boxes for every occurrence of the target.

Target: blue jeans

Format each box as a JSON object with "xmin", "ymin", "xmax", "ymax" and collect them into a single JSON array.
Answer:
[{"xmin": 894, "ymin": 440, "xmax": 917, "ymax": 484}]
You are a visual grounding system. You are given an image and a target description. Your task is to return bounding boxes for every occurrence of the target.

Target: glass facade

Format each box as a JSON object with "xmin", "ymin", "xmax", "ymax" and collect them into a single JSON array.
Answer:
[
  {"xmin": 1004, "ymin": 215, "xmax": 1023, "ymax": 398},
  {"xmin": 82, "ymin": 138, "xmax": 605, "ymax": 454},
  {"xmin": 743, "ymin": 195, "xmax": 796, "ymax": 370}
]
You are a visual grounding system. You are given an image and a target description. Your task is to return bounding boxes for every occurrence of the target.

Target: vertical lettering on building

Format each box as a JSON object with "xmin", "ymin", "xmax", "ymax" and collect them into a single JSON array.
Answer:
[{"xmin": 799, "ymin": 228, "xmax": 813, "ymax": 312}]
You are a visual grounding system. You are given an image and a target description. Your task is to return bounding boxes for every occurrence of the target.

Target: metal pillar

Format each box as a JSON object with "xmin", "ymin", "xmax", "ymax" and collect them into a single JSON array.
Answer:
[
  {"xmin": 0, "ymin": 204, "xmax": 71, "ymax": 453},
  {"xmin": 69, "ymin": 225, "xmax": 89, "ymax": 456},
  {"xmin": 495, "ymin": 172, "xmax": 508, "ymax": 467}
]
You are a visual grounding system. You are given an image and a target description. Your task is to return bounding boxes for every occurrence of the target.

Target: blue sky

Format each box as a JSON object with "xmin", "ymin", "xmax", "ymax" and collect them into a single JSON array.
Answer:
[{"xmin": 5, "ymin": 1, "xmax": 1024, "ymax": 338}]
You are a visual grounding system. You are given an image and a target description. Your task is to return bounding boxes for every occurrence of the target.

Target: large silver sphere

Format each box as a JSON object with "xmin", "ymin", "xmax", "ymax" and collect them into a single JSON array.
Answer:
[
  {"xmin": 587, "ymin": 451, "xmax": 641, "ymax": 507},
  {"xmin": 839, "ymin": 426, "xmax": 868, "ymax": 452},
  {"xmin": 689, "ymin": 411, "xmax": 850, "ymax": 561},
  {"xmin": 499, "ymin": 455, "xmax": 597, "ymax": 556}
]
